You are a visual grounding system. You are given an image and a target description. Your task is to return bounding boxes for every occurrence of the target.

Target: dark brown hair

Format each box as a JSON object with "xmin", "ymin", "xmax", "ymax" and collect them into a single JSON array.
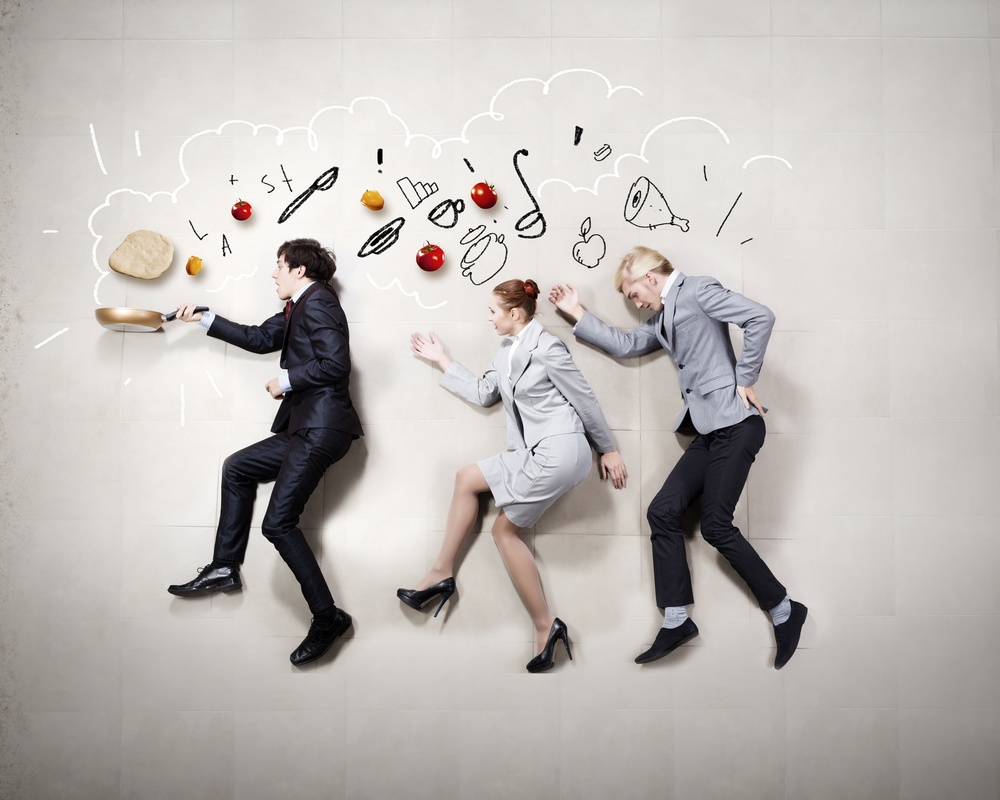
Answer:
[
  {"xmin": 277, "ymin": 238, "xmax": 337, "ymax": 283},
  {"xmin": 493, "ymin": 278, "xmax": 539, "ymax": 319}
]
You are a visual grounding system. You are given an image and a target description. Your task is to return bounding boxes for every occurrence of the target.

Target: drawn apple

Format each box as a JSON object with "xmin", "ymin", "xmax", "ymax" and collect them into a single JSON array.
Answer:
[
  {"xmin": 231, "ymin": 199, "xmax": 252, "ymax": 221},
  {"xmin": 470, "ymin": 182, "xmax": 498, "ymax": 209},
  {"xmin": 416, "ymin": 242, "xmax": 445, "ymax": 272},
  {"xmin": 572, "ymin": 217, "xmax": 606, "ymax": 269}
]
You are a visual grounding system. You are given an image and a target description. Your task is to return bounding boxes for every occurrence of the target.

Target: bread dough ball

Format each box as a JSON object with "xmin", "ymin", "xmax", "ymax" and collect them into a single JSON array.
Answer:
[{"xmin": 109, "ymin": 230, "xmax": 174, "ymax": 280}]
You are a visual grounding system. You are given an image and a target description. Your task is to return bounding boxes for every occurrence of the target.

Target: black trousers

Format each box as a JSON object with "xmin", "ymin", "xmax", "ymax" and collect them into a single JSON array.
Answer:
[
  {"xmin": 213, "ymin": 427, "xmax": 353, "ymax": 614},
  {"xmin": 647, "ymin": 414, "xmax": 786, "ymax": 611}
]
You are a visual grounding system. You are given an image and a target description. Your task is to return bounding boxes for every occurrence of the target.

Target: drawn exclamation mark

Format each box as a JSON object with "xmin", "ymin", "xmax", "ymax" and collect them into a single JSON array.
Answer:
[
  {"xmin": 377, "ymin": 148, "xmax": 383, "ymax": 173},
  {"xmin": 574, "ymin": 126, "xmax": 583, "ymax": 146}
]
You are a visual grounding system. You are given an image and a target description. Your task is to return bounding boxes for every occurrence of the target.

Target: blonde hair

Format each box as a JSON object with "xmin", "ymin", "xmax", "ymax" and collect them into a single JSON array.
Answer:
[
  {"xmin": 493, "ymin": 278, "xmax": 539, "ymax": 319},
  {"xmin": 614, "ymin": 246, "xmax": 673, "ymax": 293}
]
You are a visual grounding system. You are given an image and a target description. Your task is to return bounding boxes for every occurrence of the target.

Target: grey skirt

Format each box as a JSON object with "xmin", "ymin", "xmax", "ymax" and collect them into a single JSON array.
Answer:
[{"xmin": 478, "ymin": 432, "xmax": 592, "ymax": 528}]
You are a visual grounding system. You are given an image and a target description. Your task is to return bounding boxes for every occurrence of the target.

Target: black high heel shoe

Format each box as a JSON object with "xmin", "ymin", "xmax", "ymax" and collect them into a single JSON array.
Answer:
[
  {"xmin": 396, "ymin": 577, "xmax": 456, "ymax": 618},
  {"xmin": 526, "ymin": 618, "xmax": 572, "ymax": 673}
]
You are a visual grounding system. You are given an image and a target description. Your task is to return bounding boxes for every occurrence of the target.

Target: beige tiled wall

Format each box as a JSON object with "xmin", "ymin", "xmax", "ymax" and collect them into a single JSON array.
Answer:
[{"xmin": 2, "ymin": 1, "xmax": 999, "ymax": 798}]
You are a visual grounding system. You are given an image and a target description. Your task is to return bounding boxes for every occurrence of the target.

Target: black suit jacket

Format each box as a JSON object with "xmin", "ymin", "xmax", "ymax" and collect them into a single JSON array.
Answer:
[{"xmin": 207, "ymin": 282, "xmax": 364, "ymax": 437}]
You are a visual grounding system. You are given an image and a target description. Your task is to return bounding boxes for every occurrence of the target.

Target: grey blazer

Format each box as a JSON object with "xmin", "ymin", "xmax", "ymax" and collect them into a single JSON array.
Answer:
[
  {"xmin": 440, "ymin": 321, "xmax": 617, "ymax": 454},
  {"xmin": 573, "ymin": 271, "xmax": 775, "ymax": 435}
]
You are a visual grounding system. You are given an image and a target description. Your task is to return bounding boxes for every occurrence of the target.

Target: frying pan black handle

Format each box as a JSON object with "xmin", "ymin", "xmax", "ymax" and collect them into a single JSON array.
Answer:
[{"xmin": 162, "ymin": 306, "xmax": 210, "ymax": 322}]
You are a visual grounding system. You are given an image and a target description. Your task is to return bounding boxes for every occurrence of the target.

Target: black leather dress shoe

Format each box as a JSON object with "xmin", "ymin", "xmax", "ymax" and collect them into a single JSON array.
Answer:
[
  {"xmin": 635, "ymin": 618, "xmax": 699, "ymax": 664},
  {"xmin": 290, "ymin": 607, "xmax": 353, "ymax": 667},
  {"xmin": 167, "ymin": 564, "xmax": 242, "ymax": 597},
  {"xmin": 773, "ymin": 600, "xmax": 808, "ymax": 670}
]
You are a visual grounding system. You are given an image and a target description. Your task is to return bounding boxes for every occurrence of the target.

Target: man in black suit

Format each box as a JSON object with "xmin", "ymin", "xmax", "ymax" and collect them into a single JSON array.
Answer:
[{"xmin": 168, "ymin": 238, "xmax": 364, "ymax": 666}]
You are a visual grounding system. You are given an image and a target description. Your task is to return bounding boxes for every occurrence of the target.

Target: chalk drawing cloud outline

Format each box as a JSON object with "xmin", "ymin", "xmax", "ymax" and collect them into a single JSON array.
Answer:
[
  {"xmin": 87, "ymin": 69, "xmax": 645, "ymax": 305},
  {"xmin": 301, "ymin": 70, "xmax": 642, "ymax": 159},
  {"xmin": 436, "ymin": 68, "xmax": 643, "ymax": 158}
]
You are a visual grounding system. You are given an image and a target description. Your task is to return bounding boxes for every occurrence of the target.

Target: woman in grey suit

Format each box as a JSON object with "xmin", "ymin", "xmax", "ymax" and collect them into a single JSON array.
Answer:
[{"xmin": 397, "ymin": 278, "xmax": 627, "ymax": 672}]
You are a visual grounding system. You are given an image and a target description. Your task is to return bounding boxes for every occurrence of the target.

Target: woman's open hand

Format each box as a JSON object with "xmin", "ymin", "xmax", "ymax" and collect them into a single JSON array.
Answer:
[{"xmin": 410, "ymin": 331, "xmax": 451, "ymax": 370}]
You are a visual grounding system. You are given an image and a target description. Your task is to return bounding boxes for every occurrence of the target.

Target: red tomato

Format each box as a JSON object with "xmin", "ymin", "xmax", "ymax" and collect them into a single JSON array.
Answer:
[
  {"xmin": 416, "ymin": 242, "xmax": 445, "ymax": 272},
  {"xmin": 470, "ymin": 182, "xmax": 498, "ymax": 209},
  {"xmin": 231, "ymin": 199, "xmax": 252, "ymax": 220}
]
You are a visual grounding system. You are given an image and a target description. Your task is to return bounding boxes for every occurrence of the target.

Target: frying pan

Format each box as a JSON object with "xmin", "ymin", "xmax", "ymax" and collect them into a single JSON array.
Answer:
[{"xmin": 95, "ymin": 306, "xmax": 209, "ymax": 332}]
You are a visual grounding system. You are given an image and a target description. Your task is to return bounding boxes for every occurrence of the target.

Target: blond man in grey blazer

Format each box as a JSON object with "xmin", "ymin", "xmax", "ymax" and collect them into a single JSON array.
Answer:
[
  {"xmin": 398, "ymin": 279, "xmax": 627, "ymax": 673},
  {"xmin": 551, "ymin": 247, "xmax": 806, "ymax": 669}
]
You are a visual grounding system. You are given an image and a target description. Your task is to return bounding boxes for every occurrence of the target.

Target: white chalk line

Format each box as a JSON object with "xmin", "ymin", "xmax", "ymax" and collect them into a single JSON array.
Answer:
[
  {"xmin": 205, "ymin": 264, "xmax": 259, "ymax": 293},
  {"xmin": 89, "ymin": 123, "xmax": 107, "ymax": 176},
  {"xmin": 743, "ymin": 154, "xmax": 794, "ymax": 170},
  {"xmin": 205, "ymin": 371, "xmax": 223, "ymax": 398},
  {"xmin": 134, "ymin": 130, "xmax": 141, "ymax": 156},
  {"xmin": 366, "ymin": 273, "xmax": 447, "ymax": 310},
  {"xmin": 34, "ymin": 327, "xmax": 69, "ymax": 349},
  {"xmin": 42, "ymin": 229, "xmax": 58, "ymax": 234}
]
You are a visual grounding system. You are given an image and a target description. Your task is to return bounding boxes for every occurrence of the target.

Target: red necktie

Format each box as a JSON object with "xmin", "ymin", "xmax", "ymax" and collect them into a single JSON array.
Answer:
[{"xmin": 284, "ymin": 299, "xmax": 293, "ymax": 319}]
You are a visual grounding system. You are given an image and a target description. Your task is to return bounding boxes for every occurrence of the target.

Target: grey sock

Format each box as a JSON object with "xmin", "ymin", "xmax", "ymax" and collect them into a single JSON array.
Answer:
[
  {"xmin": 662, "ymin": 606, "xmax": 688, "ymax": 629},
  {"xmin": 770, "ymin": 596, "xmax": 791, "ymax": 626}
]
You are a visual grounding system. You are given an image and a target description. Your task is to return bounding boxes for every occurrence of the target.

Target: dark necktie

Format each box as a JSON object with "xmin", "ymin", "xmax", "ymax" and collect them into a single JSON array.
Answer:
[{"xmin": 284, "ymin": 299, "xmax": 293, "ymax": 319}]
